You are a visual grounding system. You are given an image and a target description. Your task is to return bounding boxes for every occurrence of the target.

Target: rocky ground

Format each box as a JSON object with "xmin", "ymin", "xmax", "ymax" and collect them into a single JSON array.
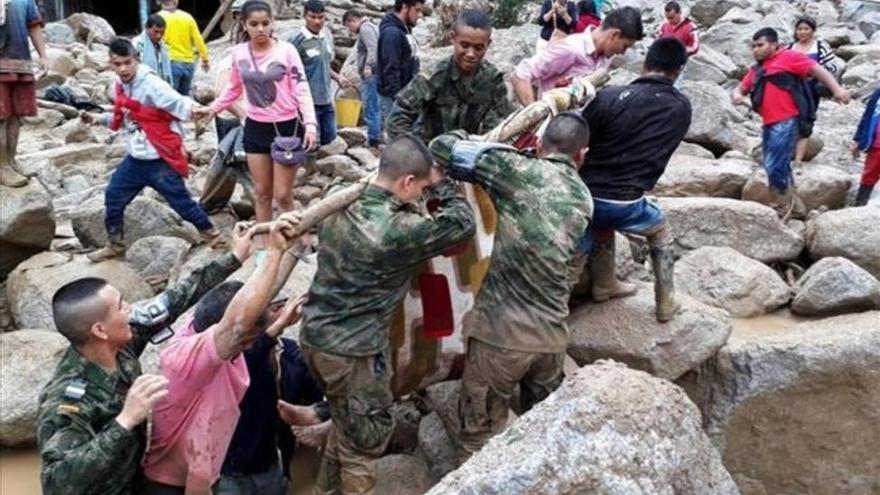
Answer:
[{"xmin": 1, "ymin": 1, "xmax": 879, "ymax": 494}]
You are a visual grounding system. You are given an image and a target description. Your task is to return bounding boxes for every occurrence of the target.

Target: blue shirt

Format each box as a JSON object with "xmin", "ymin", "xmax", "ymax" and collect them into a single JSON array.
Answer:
[{"xmin": 0, "ymin": 0, "xmax": 42, "ymax": 68}]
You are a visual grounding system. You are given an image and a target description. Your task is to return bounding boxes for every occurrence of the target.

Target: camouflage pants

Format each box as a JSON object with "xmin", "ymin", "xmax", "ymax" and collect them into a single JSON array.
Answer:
[
  {"xmin": 302, "ymin": 346, "xmax": 395, "ymax": 495},
  {"xmin": 458, "ymin": 338, "xmax": 564, "ymax": 455}
]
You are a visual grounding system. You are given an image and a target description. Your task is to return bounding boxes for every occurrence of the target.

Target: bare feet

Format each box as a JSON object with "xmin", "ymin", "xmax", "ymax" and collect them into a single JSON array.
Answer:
[
  {"xmin": 277, "ymin": 400, "xmax": 321, "ymax": 426},
  {"xmin": 292, "ymin": 420, "xmax": 331, "ymax": 448}
]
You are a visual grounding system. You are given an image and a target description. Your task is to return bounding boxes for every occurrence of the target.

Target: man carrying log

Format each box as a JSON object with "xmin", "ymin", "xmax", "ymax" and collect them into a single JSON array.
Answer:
[
  {"xmin": 385, "ymin": 10, "xmax": 512, "ymax": 141},
  {"xmin": 428, "ymin": 112, "xmax": 592, "ymax": 457},
  {"xmin": 578, "ymin": 38, "xmax": 693, "ymax": 322},
  {"xmin": 296, "ymin": 135, "xmax": 475, "ymax": 495}
]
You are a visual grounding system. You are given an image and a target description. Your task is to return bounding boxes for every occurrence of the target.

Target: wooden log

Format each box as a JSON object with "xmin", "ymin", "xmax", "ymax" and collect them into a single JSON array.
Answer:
[{"xmin": 202, "ymin": 0, "xmax": 236, "ymax": 39}]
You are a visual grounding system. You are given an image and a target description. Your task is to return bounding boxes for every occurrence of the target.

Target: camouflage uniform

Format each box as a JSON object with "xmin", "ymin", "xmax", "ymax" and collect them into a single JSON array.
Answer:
[
  {"xmin": 300, "ymin": 179, "xmax": 475, "ymax": 495},
  {"xmin": 36, "ymin": 253, "xmax": 243, "ymax": 495},
  {"xmin": 429, "ymin": 131, "xmax": 593, "ymax": 454},
  {"xmin": 385, "ymin": 56, "xmax": 512, "ymax": 141}
]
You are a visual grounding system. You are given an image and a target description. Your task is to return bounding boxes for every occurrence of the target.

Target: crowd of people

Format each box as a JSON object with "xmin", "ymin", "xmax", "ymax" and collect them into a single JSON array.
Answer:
[{"xmin": 0, "ymin": 0, "xmax": 874, "ymax": 493}]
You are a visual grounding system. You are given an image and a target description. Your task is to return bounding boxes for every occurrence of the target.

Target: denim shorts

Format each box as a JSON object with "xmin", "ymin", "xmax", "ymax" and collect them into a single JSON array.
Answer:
[{"xmin": 578, "ymin": 197, "xmax": 666, "ymax": 252}]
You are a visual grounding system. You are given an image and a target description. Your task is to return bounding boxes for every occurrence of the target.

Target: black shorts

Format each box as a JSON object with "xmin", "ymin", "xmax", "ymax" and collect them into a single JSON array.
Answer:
[{"xmin": 242, "ymin": 118, "xmax": 304, "ymax": 154}]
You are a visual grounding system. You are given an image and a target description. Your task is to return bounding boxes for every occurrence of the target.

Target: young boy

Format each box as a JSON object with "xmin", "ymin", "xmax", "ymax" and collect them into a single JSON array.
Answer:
[
  {"xmin": 852, "ymin": 87, "xmax": 880, "ymax": 206},
  {"xmin": 81, "ymin": 38, "xmax": 218, "ymax": 262},
  {"xmin": 732, "ymin": 27, "xmax": 850, "ymax": 216}
]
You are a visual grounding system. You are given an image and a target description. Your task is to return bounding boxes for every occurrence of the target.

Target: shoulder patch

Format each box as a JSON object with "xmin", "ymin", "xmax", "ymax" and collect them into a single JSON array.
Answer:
[
  {"xmin": 62, "ymin": 379, "xmax": 87, "ymax": 402},
  {"xmin": 57, "ymin": 404, "xmax": 81, "ymax": 416}
]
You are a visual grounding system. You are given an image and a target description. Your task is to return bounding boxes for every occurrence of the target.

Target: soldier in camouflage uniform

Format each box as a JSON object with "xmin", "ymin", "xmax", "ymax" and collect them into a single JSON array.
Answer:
[
  {"xmin": 299, "ymin": 135, "xmax": 476, "ymax": 495},
  {"xmin": 36, "ymin": 225, "xmax": 256, "ymax": 495},
  {"xmin": 428, "ymin": 113, "xmax": 593, "ymax": 456},
  {"xmin": 385, "ymin": 10, "xmax": 512, "ymax": 141}
]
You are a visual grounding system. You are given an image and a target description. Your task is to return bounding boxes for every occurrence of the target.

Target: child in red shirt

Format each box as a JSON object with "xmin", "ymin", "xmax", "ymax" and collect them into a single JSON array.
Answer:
[{"xmin": 732, "ymin": 27, "xmax": 850, "ymax": 216}]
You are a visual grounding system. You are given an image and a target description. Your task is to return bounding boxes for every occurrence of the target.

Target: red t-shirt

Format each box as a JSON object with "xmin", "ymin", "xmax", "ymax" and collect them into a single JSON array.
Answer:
[
  {"xmin": 741, "ymin": 49, "xmax": 817, "ymax": 126},
  {"xmin": 660, "ymin": 19, "xmax": 696, "ymax": 50}
]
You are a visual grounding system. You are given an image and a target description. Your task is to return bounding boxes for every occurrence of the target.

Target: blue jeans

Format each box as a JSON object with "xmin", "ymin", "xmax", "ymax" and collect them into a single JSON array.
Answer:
[
  {"xmin": 105, "ymin": 155, "xmax": 213, "ymax": 239},
  {"xmin": 379, "ymin": 95, "xmax": 395, "ymax": 123},
  {"xmin": 170, "ymin": 61, "xmax": 195, "ymax": 96},
  {"xmin": 315, "ymin": 103, "xmax": 337, "ymax": 146},
  {"xmin": 578, "ymin": 197, "xmax": 666, "ymax": 253},
  {"xmin": 361, "ymin": 77, "xmax": 382, "ymax": 144},
  {"xmin": 762, "ymin": 118, "xmax": 798, "ymax": 193}
]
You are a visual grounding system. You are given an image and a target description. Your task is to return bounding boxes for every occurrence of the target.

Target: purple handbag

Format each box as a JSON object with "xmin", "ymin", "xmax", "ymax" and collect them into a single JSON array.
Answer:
[{"xmin": 249, "ymin": 44, "xmax": 307, "ymax": 167}]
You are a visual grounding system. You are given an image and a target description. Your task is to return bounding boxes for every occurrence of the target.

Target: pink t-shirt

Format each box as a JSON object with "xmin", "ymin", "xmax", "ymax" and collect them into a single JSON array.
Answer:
[
  {"xmin": 142, "ymin": 320, "xmax": 250, "ymax": 492},
  {"xmin": 211, "ymin": 40, "xmax": 317, "ymax": 126},
  {"xmin": 513, "ymin": 28, "xmax": 611, "ymax": 94}
]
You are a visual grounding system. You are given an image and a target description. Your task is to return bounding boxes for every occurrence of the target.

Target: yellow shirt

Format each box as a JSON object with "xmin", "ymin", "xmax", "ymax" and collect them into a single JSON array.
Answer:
[{"xmin": 158, "ymin": 9, "xmax": 209, "ymax": 64}]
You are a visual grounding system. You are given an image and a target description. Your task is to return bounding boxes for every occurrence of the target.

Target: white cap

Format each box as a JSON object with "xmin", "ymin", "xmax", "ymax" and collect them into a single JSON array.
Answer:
[{"xmin": 231, "ymin": 0, "xmax": 246, "ymax": 13}]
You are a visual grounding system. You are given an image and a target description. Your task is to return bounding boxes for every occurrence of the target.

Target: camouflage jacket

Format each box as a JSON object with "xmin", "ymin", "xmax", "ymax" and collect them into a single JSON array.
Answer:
[
  {"xmin": 36, "ymin": 253, "xmax": 242, "ymax": 495},
  {"xmin": 385, "ymin": 56, "xmax": 512, "ymax": 142},
  {"xmin": 430, "ymin": 132, "xmax": 593, "ymax": 353},
  {"xmin": 300, "ymin": 179, "xmax": 476, "ymax": 357}
]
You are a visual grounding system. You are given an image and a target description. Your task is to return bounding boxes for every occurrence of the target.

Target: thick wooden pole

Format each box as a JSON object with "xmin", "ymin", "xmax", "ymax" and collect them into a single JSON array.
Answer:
[{"xmin": 201, "ymin": 0, "xmax": 236, "ymax": 39}]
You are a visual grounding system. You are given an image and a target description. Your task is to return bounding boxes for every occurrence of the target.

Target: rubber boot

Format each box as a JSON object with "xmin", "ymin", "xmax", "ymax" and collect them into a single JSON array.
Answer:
[
  {"xmin": 651, "ymin": 246, "xmax": 680, "ymax": 322},
  {"xmin": 87, "ymin": 235, "xmax": 125, "ymax": 263},
  {"xmin": 0, "ymin": 162, "xmax": 28, "ymax": 187},
  {"xmin": 855, "ymin": 184, "xmax": 874, "ymax": 207},
  {"xmin": 590, "ymin": 237, "xmax": 637, "ymax": 302}
]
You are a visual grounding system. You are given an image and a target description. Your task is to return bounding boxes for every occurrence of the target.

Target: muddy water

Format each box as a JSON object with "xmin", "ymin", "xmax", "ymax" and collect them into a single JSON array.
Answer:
[
  {"xmin": 0, "ymin": 447, "xmax": 321, "ymax": 495},
  {"xmin": 729, "ymin": 308, "xmax": 812, "ymax": 341}
]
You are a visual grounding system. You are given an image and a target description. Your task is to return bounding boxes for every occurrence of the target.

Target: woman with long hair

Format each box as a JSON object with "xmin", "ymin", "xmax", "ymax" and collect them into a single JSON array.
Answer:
[{"xmin": 202, "ymin": 0, "xmax": 317, "ymax": 224}]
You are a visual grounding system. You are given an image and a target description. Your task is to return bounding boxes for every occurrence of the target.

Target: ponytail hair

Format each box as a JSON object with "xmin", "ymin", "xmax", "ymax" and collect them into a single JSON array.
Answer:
[{"xmin": 233, "ymin": 0, "xmax": 274, "ymax": 44}]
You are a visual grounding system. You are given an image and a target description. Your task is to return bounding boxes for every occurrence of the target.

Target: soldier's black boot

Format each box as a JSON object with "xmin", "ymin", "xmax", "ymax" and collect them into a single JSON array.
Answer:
[{"xmin": 855, "ymin": 184, "xmax": 874, "ymax": 207}]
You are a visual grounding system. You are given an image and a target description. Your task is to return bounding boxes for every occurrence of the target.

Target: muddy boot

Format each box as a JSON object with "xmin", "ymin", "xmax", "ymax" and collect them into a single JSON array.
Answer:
[
  {"xmin": 87, "ymin": 237, "xmax": 126, "ymax": 262},
  {"xmin": 0, "ymin": 163, "xmax": 28, "ymax": 187},
  {"xmin": 855, "ymin": 184, "xmax": 874, "ymax": 207},
  {"xmin": 651, "ymin": 245, "xmax": 680, "ymax": 322},
  {"xmin": 199, "ymin": 226, "xmax": 222, "ymax": 245},
  {"xmin": 590, "ymin": 237, "xmax": 637, "ymax": 302}
]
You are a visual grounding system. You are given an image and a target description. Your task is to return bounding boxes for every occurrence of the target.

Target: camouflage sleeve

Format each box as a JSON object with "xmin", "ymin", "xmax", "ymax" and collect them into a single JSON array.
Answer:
[
  {"xmin": 385, "ymin": 75, "xmax": 430, "ymax": 140},
  {"xmin": 129, "ymin": 252, "xmax": 242, "ymax": 356},
  {"xmin": 38, "ymin": 411, "xmax": 138, "ymax": 494},
  {"xmin": 482, "ymin": 70, "xmax": 513, "ymax": 132},
  {"xmin": 388, "ymin": 178, "xmax": 476, "ymax": 261},
  {"xmin": 429, "ymin": 131, "xmax": 516, "ymax": 194}
]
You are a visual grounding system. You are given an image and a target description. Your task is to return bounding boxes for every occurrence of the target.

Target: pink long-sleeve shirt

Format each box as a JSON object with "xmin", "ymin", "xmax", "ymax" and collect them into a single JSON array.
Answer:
[
  {"xmin": 513, "ymin": 28, "xmax": 611, "ymax": 94},
  {"xmin": 211, "ymin": 40, "xmax": 317, "ymax": 127}
]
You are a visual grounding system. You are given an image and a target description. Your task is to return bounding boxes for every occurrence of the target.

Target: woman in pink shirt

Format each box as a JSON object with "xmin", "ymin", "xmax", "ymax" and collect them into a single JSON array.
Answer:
[{"xmin": 203, "ymin": 1, "xmax": 317, "ymax": 225}]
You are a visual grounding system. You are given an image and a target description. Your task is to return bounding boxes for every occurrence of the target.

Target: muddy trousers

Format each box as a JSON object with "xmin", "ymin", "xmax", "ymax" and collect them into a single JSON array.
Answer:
[
  {"xmin": 458, "ymin": 338, "xmax": 564, "ymax": 455},
  {"xmin": 301, "ymin": 346, "xmax": 395, "ymax": 495}
]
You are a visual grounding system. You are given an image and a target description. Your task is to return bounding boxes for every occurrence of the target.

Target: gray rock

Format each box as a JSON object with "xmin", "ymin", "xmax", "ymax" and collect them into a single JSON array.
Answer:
[
  {"xmin": 806, "ymin": 206, "xmax": 880, "ymax": 278},
  {"xmin": 792, "ymin": 257, "xmax": 880, "ymax": 316},
  {"xmin": 651, "ymin": 155, "xmax": 754, "ymax": 198},
  {"xmin": 842, "ymin": 60, "xmax": 880, "ymax": 89},
  {"xmin": 680, "ymin": 81, "xmax": 745, "ymax": 156},
  {"xmin": 376, "ymin": 454, "xmax": 434, "ymax": 495},
  {"xmin": 686, "ymin": 46, "xmax": 740, "ymax": 85},
  {"xmin": 418, "ymin": 412, "xmax": 460, "ymax": 481},
  {"xmin": 676, "ymin": 247, "xmax": 790, "ymax": 317},
  {"xmin": 690, "ymin": 311, "xmax": 880, "ymax": 495},
  {"xmin": 44, "ymin": 47, "xmax": 80, "ymax": 77},
  {"xmin": 347, "ymin": 147, "xmax": 379, "ymax": 169},
  {"xmin": 82, "ymin": 50, "xmax": 110, "ymax": 72},
  {"xmin": 690, "ymin": 0, "xmax": 751, "ymax": 26},
  {"xmin": 567, "ymin": 284, "xmax": 731, "ymax": 380},
  {"xmin": 0, "ymin": 330, "xmax": 68, "ymax": 446},
  {"xmin": 125, "ymin": 236, "xmax": 192, "ymax": 288},
  {"xmin": 6, "ymin": 252, "xmax": 154, "ymax": 330},
  {"xmin": 389, "ymin": 401, "xmax": 423, "ymax": 454},
  {"xmin": 71, "ymin": 195, "xmax": 201, "ymax": 248},
  {"xmin": 0, "ymin": 182, "xmax": 56, "ymax": 279},
  {"xmin": 657, "ymin": 197, "xmax": 805, "ymax": 263},
  {"xmin": 315, "ymin": 155, "xmax": 364, "ymax": 181},
  {"xmin": 427, "ymin": 361, "xmax": 738, "ymax": 495},
  {"xmin": 337, "ymin": 127, "xmax": 368, "ymax": 147},
  {"xmin": 43, "ymin": 22, "xmax": 76, "ymax": 45},
  {"xmin": 65, "ymin": 13, "xmax": 116, "ymax": 45},
  {"xmin": 423, "ymin": 380, "xmax": 460, "ymax": 435},
  {"xmin": 316, "ymin": 136, "xmax": 349, "ymax": 158},
  {"xmin": 22, "ymin": 108, "xmax": 65, "ymax": 129},
  {"xmin": 742, "ymin": 165, "xmax": 852, "ymax": 212}
]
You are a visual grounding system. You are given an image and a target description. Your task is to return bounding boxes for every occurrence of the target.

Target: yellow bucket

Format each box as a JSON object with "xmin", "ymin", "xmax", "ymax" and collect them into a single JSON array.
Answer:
[{"xmin": 335, "ymin": 87, "xmax": 362, "ymax": 128}]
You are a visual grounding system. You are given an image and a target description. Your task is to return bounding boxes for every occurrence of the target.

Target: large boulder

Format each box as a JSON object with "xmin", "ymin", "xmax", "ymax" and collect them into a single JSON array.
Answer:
[
  {"xmin": 125, "ymin": 236, "xmax": 192, "ymax": 289},
  {"xmin": 567, "ymin": 283, "xmax": 731, "ymax": 380},
  {"xmin": 690, "ymin": 0, "xmax": 751, "ymax": 26},
  {"xmin": 791, "ymin": 257, "xmax": 880, "ymax": 316},
  {"xmin": 427, "ymin": 361, "xmax": 738, "ymax": 495},
  {"xmin": 676, "ymin": 247, "xmax": 790, "ymax": 317},
  {"xmin": 71, "ymin": 195, "xmax": 201, "ymax": 248},
  {"xmin": 418, "ymin": 412, "xmax": 460, "ymax": 481},
  {"xmin": 64, "ymin": 13, "xmax": 116, "ymax": 45},
  {"xmin": 742, "ymin": 165, "xmax": 851, "ymax": 212},
  {"xmin": 657, "ymin": 197, "xmax": 805, "ymax": 263},
  {"xmin": 44, "ymin": 47, "xmax": 80, "ymax": 77},
  {"xmin": 0, "ymin": 330, "xmax": 69, "ymax": 446},
  {"xmin": 685, "ymin": 46, "xmax": 740, "ymax": 85},
  {"xmin": 680, "ymin": 81, "xmax": 746, "ymax": 156},
  {"xmin": 43, "ymin": 22, "xmax": 76, "ymax": 45},
  {"xmin": 651, "ymin": 155, "xmax": 754, "ymax": 198},
  {"xmin": 6, "ymin": 252, "xmax": 153, "ymax": 330},
  {"xmin": 376, "ymin": 454, "xmax": 434, "ymax": 495},
  {"xmin": 806, "ymin": 207, "xmax": 880, "ymax": 278},
  {"xmin": 0, "ymin": 182, "xmax": 56, "ymax": 278},
  {"xmin": 690, "ymin": 311, "xmax": 880, "ymax": 495},
  {"xmin": 843, "ymin": 0, "xmax": 880, "ymax": 38}
]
